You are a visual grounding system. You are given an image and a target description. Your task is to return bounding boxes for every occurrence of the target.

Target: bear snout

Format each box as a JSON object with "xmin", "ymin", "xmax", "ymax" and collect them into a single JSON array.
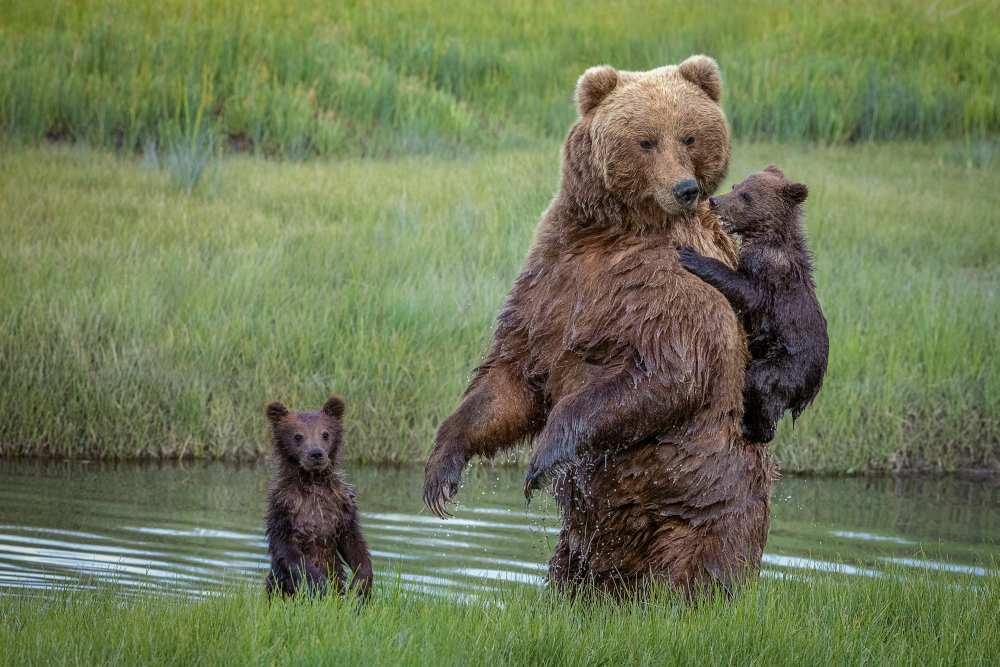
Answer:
[
  {"xmin": 672, "ymin": 179, "xmax": 700, "ymax": 208},
  {"xmin": 303, "ymin": 448, "xmax": 327, "ymax": 468}
]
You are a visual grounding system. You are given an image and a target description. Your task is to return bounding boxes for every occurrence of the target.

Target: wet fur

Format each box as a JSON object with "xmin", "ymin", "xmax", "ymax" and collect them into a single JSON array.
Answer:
[
  {"xmin": 424, "ymin": 57, "xmax": 775, "ymax": 598},
  {"xmin": 679, "ymin": 167, "xmax": 829, "ymax": 443},
  {"xmin": 264, "ymin": 397, "xmax": 373, "ymax": 600}
]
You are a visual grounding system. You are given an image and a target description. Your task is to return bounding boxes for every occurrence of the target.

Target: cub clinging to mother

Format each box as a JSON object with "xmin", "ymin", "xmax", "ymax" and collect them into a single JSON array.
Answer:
[{"xmin": 679, "ymin": 166, "xmax": 828, "ymax": 444}]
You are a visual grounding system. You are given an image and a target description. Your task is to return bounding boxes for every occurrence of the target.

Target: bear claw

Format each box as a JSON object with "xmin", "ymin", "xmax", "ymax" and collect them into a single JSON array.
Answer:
[
  {"xmin": 523, "ymin": 476, "xmax": 538, "ymax": 501},
  {"xmin": 424, "ymin": 480, "xmax": 458, "ymax": 519},
  {"xmin": 523, "ymin": 464, "xmax": 548, "ymax": 501},
  {"xmin": 423, "ymin": 451, "xmax": 465, "ymax": 519}
]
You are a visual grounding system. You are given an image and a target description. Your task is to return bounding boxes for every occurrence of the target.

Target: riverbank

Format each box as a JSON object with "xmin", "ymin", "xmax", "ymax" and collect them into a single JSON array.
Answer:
[
  {"xmin": 0, "ymin": 142, "xmax": 997, "ymax": 472},
  {"xmin": 2, "ymin": 572, "xmax": 997, "ymax": 666},
  {"xmin": 2, "ymin": 0, "xmax": 996, "ymax": 155}
]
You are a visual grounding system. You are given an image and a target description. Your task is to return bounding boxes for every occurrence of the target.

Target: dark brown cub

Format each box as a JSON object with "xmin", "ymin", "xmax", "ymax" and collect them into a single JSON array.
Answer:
[
  {"xmin": 264, "ymin": 395, "xmax": 373, "ymax": 600},
  {"xmin": 679, "ymin": 166, "xmax": 829, "ymax": 443}
]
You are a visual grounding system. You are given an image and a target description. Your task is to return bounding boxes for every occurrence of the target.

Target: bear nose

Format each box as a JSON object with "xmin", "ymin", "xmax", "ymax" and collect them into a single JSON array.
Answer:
[
  {"xmin": 673, "ymin": 179, "xmax": 700, "ymax": 206},
  {"xmin": 307, "ymin": 449, "xmax": 325, "ymax": 461},
  {"xmin": 708, "ymin": 196, "xmax": 718, "ymax": 209}
]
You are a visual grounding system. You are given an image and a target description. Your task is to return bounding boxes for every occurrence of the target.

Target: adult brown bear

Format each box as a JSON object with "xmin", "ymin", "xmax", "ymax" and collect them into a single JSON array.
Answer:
[{"xmin": 423, "ymin": 56, "xmax": 775, "ymax": 597}]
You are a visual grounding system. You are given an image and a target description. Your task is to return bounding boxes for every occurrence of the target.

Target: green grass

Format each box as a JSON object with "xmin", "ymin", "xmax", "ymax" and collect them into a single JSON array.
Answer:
[
  {"xmin": 0, "ymin": 141, "xmax": 997, "ymax": 472},
  {"xmin": 1, "ymin": 0, "xmax": 998, "ymax": 156},
  {"xmin": 2, "ymin": 572, "xmax": 998, "ymax": 666}
]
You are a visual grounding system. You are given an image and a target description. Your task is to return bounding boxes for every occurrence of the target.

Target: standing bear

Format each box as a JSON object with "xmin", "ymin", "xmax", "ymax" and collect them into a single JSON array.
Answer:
[
  {"xmin": 265, "ymin": 396, "xmax": 373, "ymax": 600},
  {"xmin": 424, "ymin": 55, "xmax": 775, "ymax": 598}
]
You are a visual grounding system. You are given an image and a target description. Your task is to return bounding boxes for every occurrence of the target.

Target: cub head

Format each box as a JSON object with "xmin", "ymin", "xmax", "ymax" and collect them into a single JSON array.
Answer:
[
  {"xmin": 708, "ymin": 165, "xmax": 808, "ymax": 236},
  {"xmin": 576, "ymin": 55, "xmax": 730, "ymax": 216},
  {"xmin": 265, "ymin": 395, "xmax": 345, "ymax": 472}
]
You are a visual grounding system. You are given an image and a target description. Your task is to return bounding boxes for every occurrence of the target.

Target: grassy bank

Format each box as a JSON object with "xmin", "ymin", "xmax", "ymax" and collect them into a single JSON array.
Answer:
[
  {"xmin": 2, "ymin": 573, "xmax": 998, "ymax": 666},
  {"xmin": 0, "ymin": 142, "xmax": 997, "ymax": 471},
  {"xmin": 1, "ymin": 0, "xmax": 998, "ymax": 157}
]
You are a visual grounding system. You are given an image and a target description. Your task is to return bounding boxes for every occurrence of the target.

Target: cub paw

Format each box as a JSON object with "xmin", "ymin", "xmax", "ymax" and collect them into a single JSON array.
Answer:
[
  {"xmin": 676, "ymin": 245, "xmax": 702, "ymax": 268},
  {"xmin": 740, "ymin": 419, "xmax": 776, "ymax": 444}
]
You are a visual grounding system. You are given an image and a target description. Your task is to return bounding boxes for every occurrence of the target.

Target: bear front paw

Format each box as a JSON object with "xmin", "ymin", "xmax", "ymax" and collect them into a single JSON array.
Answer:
[
  {"xmin": 523, "ymin": 458, "xmax": 564, "ymax": 501},
  {"xmin": 267, "ymin": 561, "xmax": 327, "ymax": 598},
  {"xmin": 423, "ymin": 450, "xmax": 465, "ymax": 519},
  {"xmin": 523, "ymin": 465, "xmax": 545, "ymax": 501},
  {"xmin": 523, "ymin": 437, "xmax": 575, "ymax": 501},
  {"xmin": 303, "ymin": 564, "xmax": 328, "ymax": 596}
]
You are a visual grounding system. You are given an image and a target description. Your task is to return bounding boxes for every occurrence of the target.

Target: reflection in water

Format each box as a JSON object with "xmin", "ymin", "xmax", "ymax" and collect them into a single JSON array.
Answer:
[{"xmin": 0, "ymin": 460, "xmax": 997, "ymax": 599}]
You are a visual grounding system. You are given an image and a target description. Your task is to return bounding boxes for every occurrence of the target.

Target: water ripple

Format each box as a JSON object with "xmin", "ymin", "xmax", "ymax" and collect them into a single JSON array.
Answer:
[{"xmin": 0, "ymin": 461, "xmax": 996, "ymax": 599}]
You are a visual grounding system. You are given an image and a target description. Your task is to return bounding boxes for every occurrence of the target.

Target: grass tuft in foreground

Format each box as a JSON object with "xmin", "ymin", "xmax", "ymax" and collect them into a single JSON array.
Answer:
[{"xmin": 1, "ymin": 571, "xmax": 998, "ymax": 666}]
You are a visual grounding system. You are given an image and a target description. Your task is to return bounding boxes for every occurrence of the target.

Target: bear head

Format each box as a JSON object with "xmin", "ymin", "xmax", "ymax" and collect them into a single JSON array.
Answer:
[
  {"xmin": 575, "ymin": 55, "xmax": 730, "ymax": 217},
  {"xmin": 708, "ymin": 165, "xmax": 808, "ymax": 237},
  {"xmin": 265, "ymin": 396, "xmax": 345, "ymax": 473}
]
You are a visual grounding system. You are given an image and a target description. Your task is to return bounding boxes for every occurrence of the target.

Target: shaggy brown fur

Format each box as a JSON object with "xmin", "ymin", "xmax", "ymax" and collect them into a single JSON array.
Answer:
[
  {"xmin": 679, "ymin": 166, "xmax": 829, "ymax": 443},
  {"xmin": 424, "ymin": 56, "xmax": 775, "ymax": 598},
  {"xmin": 264, "ymin": 396, "xmax": 373, "ymax": 600}
]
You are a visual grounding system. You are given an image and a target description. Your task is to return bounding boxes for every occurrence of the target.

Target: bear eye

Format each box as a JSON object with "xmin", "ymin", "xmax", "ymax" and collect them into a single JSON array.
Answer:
[
  {"xmin": 681, "ymin": 136, "xmax": 695, "ymax": 147},
  {"xmin": 321, "ymin": 432, "xmax": 330, "ymax": 441},
  {"xmin": 293, "ymin": 433, "xmax": 304, "ymax": 444},
  {"xmin": 638, "ymin": 139, "xmax": 657, "ymax": 151},
  {"xmin": 741, "ymin": 192, "xmax": 752, "ymax": 204}
]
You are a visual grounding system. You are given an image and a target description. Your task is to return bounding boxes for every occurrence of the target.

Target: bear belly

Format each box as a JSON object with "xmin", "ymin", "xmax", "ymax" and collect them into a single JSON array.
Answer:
[
  {"xmin": 549, "ymin": 427, "xmax": 774, "ymax": 597},
  {"xmin": 290, "ymin": 496, "xmax": 347, "ymax": 587},
  {"xmin": 532, "ymin": 236, "xmax": 769, "ymax": 597}
]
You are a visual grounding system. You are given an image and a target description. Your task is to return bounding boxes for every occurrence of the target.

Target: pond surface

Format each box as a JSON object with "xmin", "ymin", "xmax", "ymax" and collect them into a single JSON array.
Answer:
[{"xmin": 1, "ymin": 460, "xmax": 998, "ymax": 599}]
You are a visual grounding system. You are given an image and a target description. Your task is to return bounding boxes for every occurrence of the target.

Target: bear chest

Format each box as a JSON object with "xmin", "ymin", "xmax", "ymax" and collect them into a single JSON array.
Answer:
[
  {"xmin": 558, "ymin": 244, "xmax": 679, "ymax": 342},
  {"xmin": 525, "ymin": 243, "xmax": 678, "ymax": 397},
  {"xmin": 288, "ymin": 490, "xmax": 346, "ymax": 548}
]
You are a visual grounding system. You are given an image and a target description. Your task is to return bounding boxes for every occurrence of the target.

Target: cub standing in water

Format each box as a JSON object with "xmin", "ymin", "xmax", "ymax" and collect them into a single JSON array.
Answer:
[
  {"xmin": 679, "ymin": 166, "xmax": 828, "ymax": 443},
  {"xmin": 264, "ymin": 395, "xmax": 373, "ymax": 600}
]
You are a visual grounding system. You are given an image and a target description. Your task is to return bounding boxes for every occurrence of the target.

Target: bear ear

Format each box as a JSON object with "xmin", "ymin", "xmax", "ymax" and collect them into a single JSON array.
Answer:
[
  {"xmin": 266, "ymin": 401, "xmax": 288, "ymax": 424},
  {"xmin": 764, "ymin": 164, "xmax": 785, "ymax": 177},
  {"xmin": 678, "ymin": 55, "xmax": 722, "ymax": 103},
  {"xmin": 322, "ymin": 395, "xmax": 345, "ymax": 419},
  {"xmin": 575, "ymin": 65, "xmax": 619, "ymax": 116},
  {"xmin": 782, "ymin": 182, "xmax": 809, "ymax": 205}
]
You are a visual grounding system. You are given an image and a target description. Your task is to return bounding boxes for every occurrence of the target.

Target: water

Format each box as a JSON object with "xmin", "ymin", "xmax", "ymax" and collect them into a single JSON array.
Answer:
[{"xmin": 0, "ymin": 460, "xmax": 997, "ymax": 599}]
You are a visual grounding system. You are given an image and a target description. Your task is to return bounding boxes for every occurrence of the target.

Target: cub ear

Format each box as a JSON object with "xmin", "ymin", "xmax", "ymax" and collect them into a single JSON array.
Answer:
[
  {"xmin": 782, "ymin": 182, "xmax": 809, "ymax": 205},
  {"xmin": 265, "ymin": 401, "xmax": 288, "ymax": 424},
  {"xmin": 322, "ymin": 395, "xmax": 345, "ymax": 419},
  {"xmin": 764, "ymin": 164, "xmax": 785, "ymax": 177},
  {"xmin": 678, "ymin": 55, "xmax": 722, "ymax": 103},
  {"xmin": 575, "ymin": 65, "xmax": 619, "ymax": 116}
]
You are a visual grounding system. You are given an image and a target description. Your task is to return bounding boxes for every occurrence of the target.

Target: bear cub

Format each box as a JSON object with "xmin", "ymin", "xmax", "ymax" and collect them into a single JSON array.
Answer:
[
  {"xmin": 679, "ymin": 166, "xmax": 828, "ymax": 443},
  {"xmin": 264, "ymin": 395, "xmax": 373, "ymax": 600}
]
